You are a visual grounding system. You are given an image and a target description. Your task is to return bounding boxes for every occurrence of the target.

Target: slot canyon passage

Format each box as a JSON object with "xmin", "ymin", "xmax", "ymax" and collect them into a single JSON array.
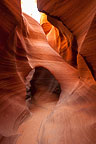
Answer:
[{"xmin": 0, "ymin": 0, "xmax": 96, "ymax": 144}]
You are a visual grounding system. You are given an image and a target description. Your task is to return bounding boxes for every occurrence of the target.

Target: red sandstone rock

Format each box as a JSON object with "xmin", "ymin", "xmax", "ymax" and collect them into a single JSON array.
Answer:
[{"xmin": 0, "ymin": 0, "xmax": 96, "ymax": 144}]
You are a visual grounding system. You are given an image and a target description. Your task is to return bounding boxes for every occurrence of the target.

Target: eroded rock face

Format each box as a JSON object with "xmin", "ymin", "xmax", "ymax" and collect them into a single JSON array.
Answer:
[
  {"xmin": 40, "ymin": 13, "xmax": 76, "ymax": 66},
  {"xmin": 38, "ymin": 0, "xmax": 96, "ymax": 69},
  {"xmin": 0, "ymin": 0, "xmax": 31, "ymax": 143},
  {"xmin": 0, "ymin": 0, "xmax": 96, "ymax": 144}
]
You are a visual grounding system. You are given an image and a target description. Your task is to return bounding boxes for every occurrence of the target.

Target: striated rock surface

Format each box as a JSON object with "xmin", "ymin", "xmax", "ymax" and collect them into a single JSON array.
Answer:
[
  {"xmin": 37, "ymin": 0, "xmax": 96, "ymax": 144},
  {"xmin": 0, "ymin": 0, "xmax": 96, "ymax": 144},
  {"xmin": 0, "ymin": 0, "xmax": 31, "ymax": 143}
]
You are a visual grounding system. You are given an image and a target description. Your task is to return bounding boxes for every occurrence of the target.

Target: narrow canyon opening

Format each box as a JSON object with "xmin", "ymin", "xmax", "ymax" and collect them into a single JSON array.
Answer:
[
  {"xmin": 25, "ymin": 66, "xmax": 61, "ymax": 108},
  {"xmin": 21, "ymin": 0, "xmax": 41, "ymax": 23},
  {"xmin": 17, "ymin": 66, "xmax": 61, "ymax": 144}
]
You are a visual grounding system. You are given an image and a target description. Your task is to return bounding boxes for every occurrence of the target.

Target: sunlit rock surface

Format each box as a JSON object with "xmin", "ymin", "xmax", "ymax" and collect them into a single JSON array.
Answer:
[
  {"xmin": 0, "ymin": 0, "xmax": 96, "ymax": 144},
  {"xmin": 40, "ymin": 13, "xmax": 75, "ymax": 66}
]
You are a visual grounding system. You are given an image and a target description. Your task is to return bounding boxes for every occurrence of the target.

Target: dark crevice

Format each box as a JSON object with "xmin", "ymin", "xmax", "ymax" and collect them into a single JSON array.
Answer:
[
  {"xmin": 26, "ymin": 67, "xmax": 61, "ymax": 102},
  {"xmin": 80, "ymin": 54, "xmax": 95, "ymax": 80},
  {"xmin": 38, "ymin": 9, "xmax": 73, "ymax": 34}
]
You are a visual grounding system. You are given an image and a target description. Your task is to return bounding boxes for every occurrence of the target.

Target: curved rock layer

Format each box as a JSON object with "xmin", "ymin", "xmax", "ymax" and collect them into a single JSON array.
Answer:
[
  {"xmin": 40, "ymin": 13, "xmax": 76, "ymax": 66},
  {"xmin": 0, "ymin": 0, "xmax": 96, "ymax": 144},
  {"xmin": 38, "ymin": 0, "xmax": 96, "ymax": 73},
  {"xmin": 0, "ymin": 0, "xmax": 31, "ymax": 142},
  {"xmin": 37, "ymin": 0, "xmax": 96, "ymax": 143}
]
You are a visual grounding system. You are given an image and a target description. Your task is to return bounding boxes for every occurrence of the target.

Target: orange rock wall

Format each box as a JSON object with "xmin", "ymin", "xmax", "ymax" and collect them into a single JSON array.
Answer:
[{"xmin": 0, "ymin": 0, "xmax": 96, "ymax": 143}]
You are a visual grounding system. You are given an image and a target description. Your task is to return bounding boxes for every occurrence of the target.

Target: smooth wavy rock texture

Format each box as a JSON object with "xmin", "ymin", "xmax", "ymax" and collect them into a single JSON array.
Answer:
[{"xmin": 0, "ymin": 0, "xmax": 96, "ymax": 144}]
